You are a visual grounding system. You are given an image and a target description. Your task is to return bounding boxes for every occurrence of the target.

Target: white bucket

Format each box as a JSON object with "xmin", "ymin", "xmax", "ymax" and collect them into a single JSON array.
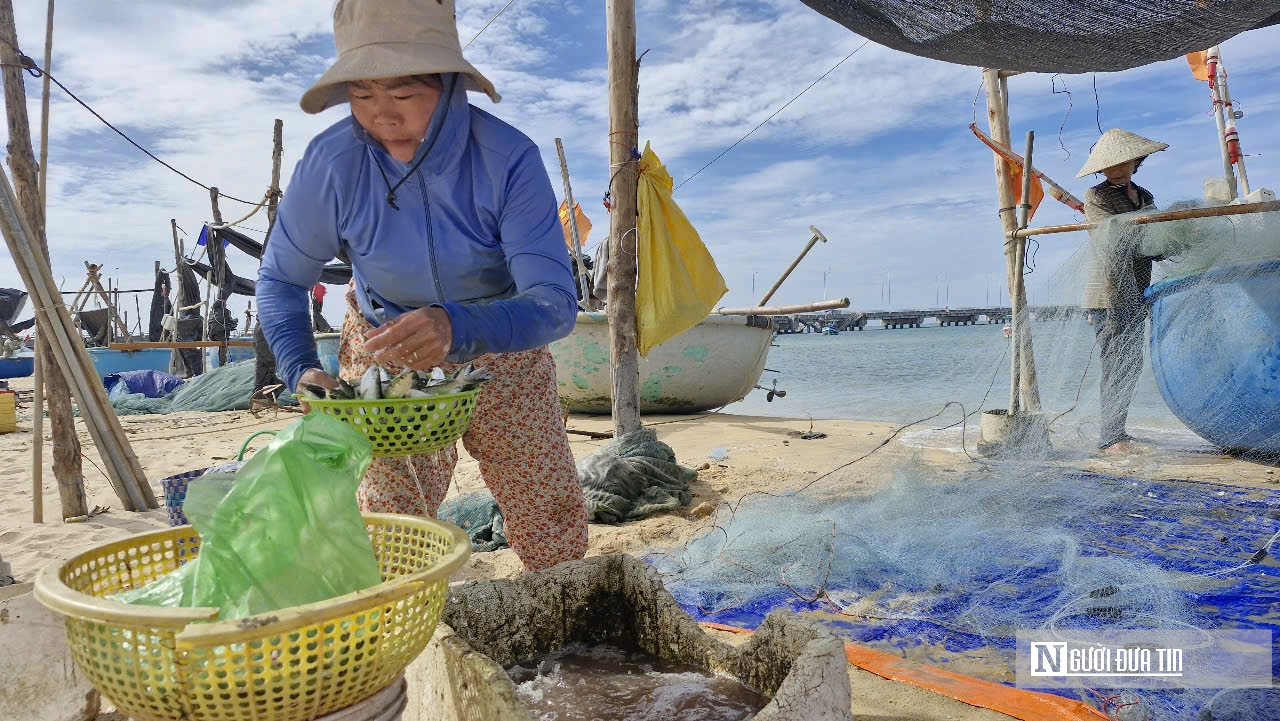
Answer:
[{"xmin": 316, "ymin": 676, "xmax": 407, "ymax": 721}]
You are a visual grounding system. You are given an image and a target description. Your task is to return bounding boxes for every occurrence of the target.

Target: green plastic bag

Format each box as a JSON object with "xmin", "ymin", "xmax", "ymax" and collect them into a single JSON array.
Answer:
[{"xmin": 115, "ymin": 413, "xmax": 383, "ymax": 620}]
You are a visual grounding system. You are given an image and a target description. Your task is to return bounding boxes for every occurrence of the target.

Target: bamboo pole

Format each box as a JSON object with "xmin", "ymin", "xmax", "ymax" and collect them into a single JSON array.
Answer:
[
  {"xmin": 168, "ymin": 219, "xmax": 185, "ymax": 366},
  {"xmin": 758, "ymin": 226, "xmax": 828, "ymax": 306},
  {"xmin": 32, "ymin": 0, "xmax": 55, "ymax": 524},
  {"xmin": 1012, "ymin": 131, "xmax": 1037, "ymax": 414},
  {"xmin": 110, "ymin": 341, "xmax": 254, "ymax": 350},
  {"xmin": 714, "ymin": 298, "xmax": 850, "ymax": 315},
  {"xmin": 206, "ymin": 188, "xmax": 223, "ymax": 365},
  {"xmin": 0, "ymin": 167, "xmax": 152, "ymax": 511},
  {"xmin": 1206, "ymin": 47, "xmax": 1238, "ymax": 199},
  {"xmin": 606, "ymin": 0, "xmax": 641, "ymax": 437},
  {"xmin": 554, "ymin": 137, "xmax": 594, "ymax": 308},
  {"xmin": 0, "ymin": 0, "xmax": 87, "ymax": 520},
  {"xmin": 1211, "ymin": 47, "xmax": 1250, "ymax": 197},
  {"xmin": 983, "ymin": 68, "xmax": 1040, "ymax": 414},
  {"xmin": 1012, "ymin": 200, "xmax": 1280, "ymax": 238}
]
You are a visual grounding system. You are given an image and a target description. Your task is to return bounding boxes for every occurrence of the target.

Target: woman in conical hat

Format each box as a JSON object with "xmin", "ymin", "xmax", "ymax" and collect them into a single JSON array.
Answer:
[
  {"xmin": 257, "ymin": 0, "xmax": 588, "ymax": 570},
  {"xmin": 1077, "ymin": 129, "xmax": 1168, "ymax": 453}
]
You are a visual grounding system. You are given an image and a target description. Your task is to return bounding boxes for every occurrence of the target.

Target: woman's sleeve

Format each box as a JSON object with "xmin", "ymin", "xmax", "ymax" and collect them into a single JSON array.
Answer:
[
  {"xmin": 257, "ymin": 143, "xmax": 344, "ymax": 390},
  {"xmin": 435, "ymin": 143, "xmax": 578, "ymax": 362}
]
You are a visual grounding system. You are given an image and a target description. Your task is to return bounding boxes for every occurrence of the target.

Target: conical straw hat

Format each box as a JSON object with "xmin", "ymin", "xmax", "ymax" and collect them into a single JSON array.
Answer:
[
  {"xmin": 1076, "ymin": 129, "xmax": 1168, "ymax": 178},
  {"xmin": 301, "ymin": 0, "xmax": 500, "ymax": 115}
]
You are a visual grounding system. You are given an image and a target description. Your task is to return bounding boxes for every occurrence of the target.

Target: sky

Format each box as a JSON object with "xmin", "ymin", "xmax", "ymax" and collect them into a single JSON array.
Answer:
[{"xmin": 2, "ymin": 0, "xmax": 1279, "ymax": 332}]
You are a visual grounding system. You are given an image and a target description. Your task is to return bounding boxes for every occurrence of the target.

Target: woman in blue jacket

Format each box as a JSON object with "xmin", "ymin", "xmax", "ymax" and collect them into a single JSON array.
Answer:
[{"xmin": 258, "ymin": 0, "xmax": 588, "ymax": 571}]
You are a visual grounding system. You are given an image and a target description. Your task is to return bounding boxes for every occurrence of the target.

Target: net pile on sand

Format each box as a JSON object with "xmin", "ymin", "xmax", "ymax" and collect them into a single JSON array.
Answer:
[
  {"xmin": 111, "ymin": 360, "xmax": 297, "ymax": 415},
  {"xmin": 652, "ymin": 464, "xmax": 1280, "ymax": 719}
]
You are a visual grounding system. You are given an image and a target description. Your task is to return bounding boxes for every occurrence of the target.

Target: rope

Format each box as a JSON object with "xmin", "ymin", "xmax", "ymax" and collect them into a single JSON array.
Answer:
[
  {"xmin": 463, "ymin": 0, "xmax": 519, "ymax": 50},
  {"xmin": 0, "ymin": 44, "xmax": 262, "ymax": 205},
  {"xmin": 210, "ymin": 190, "xmax": 273, "ymax": 229},
  {"xmin": 674, "ymin": 39, "xmax": 870, "ymax": 192}
]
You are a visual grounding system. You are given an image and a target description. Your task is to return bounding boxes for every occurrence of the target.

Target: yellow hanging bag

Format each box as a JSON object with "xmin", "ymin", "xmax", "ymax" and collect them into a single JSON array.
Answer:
[{"xmin": 635, "ymin": 142, "xmax": 728, "ymax": 356}]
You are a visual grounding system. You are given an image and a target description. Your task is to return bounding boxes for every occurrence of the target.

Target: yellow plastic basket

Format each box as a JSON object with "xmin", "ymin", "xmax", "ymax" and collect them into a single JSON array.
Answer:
[
  {"xmin": 34, "ymin": 514, "xmax": 471, "ymax": 721},
  {"xmin": 307, "ymin": 390, "xmax": 481, "ymax": 457}
]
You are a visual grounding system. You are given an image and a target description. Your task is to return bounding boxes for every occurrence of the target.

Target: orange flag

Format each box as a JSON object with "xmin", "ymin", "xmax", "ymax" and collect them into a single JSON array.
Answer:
[
  {"xmin": 1009, "ymin": 160, "xmax": 1046, "ymax": 221},
  {"xmin": 1186, "ymin": 51, "xmax": 1210, "ymax": 82},
  {"xmin": 558, "ymin": 200, "xmax": 592, "ymax": 248},
  {"xmin": 968, "ymin": 123, "xmax": 1077, "ymax": 219}
]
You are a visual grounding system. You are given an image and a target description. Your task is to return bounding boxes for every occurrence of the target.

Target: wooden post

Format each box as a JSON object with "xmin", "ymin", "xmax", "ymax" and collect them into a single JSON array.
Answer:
[
  {"xmin": 168, "ymin": 218, "xmax": 185, "ymax": 371},
  {"xmin": 983, "ymin": 68, "xmax": 1040, "ymax": 414},
  {"xmin": 32, "ymin": 0, "xmax": 54, "ymax": 523},
  {"xmin": 206, "ymin": 188, "xmax": 223, "ymax": 364},
  {"xmin": 0, "ymin": 0, "xmax": 87, "ymax": 520},
  {"xmin": 554, "ymin": 137, "xmax": 594, "ymax": 308},
  {"xmin": 606, "ymin": 0, "xmax": 641, "ymax": 437},
  {"xmin": 263, "ymin": 119, "xmax": 283, "ymax": 256}
]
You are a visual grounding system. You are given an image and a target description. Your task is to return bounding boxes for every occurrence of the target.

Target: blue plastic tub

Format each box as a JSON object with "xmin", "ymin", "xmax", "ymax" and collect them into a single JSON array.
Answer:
[
  {"xmin": 1145, "ymin": 259, "xmax": 1280, "ymax": 455},
  {"xmin": 0, "ymin": 355, "xmax": 34, "ymax": 379},
  {"xmin": 204, "ymin": 341, "xmax": 256, "ymax": 370},
  {"xmin": 87, "ymin": 348, "xmax": 172, "ymax": 380}
]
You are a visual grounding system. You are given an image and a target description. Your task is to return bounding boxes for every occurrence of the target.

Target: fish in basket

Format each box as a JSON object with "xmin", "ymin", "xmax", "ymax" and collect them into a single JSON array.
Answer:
[{"xmin": 301, "ymin": 364, "xmax": 491, "ymax": 457}]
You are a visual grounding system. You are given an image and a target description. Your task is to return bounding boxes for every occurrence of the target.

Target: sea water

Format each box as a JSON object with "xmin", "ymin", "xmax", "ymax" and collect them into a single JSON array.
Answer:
[
  {"xmin": 731, "ymin": 319, "xmax": 1207, "ymax": 451},
  {"xmin": 507, "ymin": 643, "xmax": 765, "ymax": 721}
]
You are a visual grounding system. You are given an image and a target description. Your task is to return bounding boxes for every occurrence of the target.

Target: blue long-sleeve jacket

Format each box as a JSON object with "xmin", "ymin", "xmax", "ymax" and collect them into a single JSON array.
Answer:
[{"xmin": 257, "ymin": 74, "xmax": 579, "ymax": 391}]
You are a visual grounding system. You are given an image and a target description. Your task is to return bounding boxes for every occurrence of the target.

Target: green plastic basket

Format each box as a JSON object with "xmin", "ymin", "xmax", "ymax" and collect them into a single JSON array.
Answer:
[{"xmin": 307, "ymin": 389, "xmax": 481, "ymax": 457}]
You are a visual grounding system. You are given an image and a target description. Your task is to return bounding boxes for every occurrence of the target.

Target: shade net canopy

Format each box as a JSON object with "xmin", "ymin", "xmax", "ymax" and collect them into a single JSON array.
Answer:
[{"xmin": 797, "ymin": 0, "xmax": 1280, "ymax": 73}]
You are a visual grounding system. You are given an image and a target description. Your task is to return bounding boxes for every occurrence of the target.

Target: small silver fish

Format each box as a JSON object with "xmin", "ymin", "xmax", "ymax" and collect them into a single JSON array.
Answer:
[
  {"xmin": 384, "ymin": 370, "xmax": 416, "ymax": 399},
  {"xmin": 335, "ymin": 379, "xmax": 357, "ymax": 399},
  {"xmin": 358, "ymin": 366, "xmax": 382, "ymax": 400}
]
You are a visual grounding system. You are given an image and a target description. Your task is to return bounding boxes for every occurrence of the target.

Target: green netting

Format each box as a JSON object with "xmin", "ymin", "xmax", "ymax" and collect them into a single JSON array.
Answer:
[{"xmin": 110, "ymin": 360, "xmax": 297, "ymax": 415}]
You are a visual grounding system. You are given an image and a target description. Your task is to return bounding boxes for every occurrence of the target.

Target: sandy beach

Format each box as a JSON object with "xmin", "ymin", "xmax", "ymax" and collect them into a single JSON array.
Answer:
[{"xmin": 2, "ymin": 373, "xmax": 1276, "ymax": 721}]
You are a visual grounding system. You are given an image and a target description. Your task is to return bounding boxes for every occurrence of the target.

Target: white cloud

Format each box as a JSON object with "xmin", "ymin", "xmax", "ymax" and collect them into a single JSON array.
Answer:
[{"xmin": 0, "ymin": 0, "xmax": 1277, "ymax": 335}]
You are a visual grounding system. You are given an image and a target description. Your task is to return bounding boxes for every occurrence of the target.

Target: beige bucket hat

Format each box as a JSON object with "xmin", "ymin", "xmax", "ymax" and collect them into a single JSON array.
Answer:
[
  {"xmin": 1076, "ymin": 128, "xmax": 1168, "ymax": 178},
  {"xmin": 301, "ymin": 0, "xmax": 501, "ymax": 114}
]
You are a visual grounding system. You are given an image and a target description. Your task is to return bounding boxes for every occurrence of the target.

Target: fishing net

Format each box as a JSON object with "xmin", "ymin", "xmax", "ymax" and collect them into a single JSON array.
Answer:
[
  {"xmin": 651, "ymin": 464, "xmax": 1280, "ymax": 719},
  {"xmin": 648, "ymin": 200, "xmax": 1280, "ymax": 718},
  {"xmin": 110, "ymin": 359, "xmax": 297, "ymax": 415},
  {"xmin": 1085, "ymin": 203, "xmax": 1280, "ymax": 456},
  {"xmin": 798, "ymin": 0, "xmax": 1280, "ymax": 73}
]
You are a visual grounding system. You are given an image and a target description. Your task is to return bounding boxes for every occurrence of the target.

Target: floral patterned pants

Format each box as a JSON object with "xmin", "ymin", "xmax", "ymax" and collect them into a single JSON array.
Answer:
[{"xmin": 337, "ymin": 288, "xmax": 589, "ymax": 571}]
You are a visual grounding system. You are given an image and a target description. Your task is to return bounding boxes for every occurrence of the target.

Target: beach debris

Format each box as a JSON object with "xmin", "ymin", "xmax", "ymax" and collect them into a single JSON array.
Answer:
[
  {"xmin": 689, "ymin": 501, "xmax": 717, "ymax": 519},
  {"xmin": 299, "ymin": 364, "xmax": 492, "ymax": 401},
  {"xmin": 786, "ymin": 430, "xmax": 828, "ymax": 441}
]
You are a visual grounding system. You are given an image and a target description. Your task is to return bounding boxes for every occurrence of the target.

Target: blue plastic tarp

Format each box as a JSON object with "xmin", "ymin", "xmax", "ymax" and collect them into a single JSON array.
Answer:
[{"xmin": 104, "ymin": 369, "xmax": 186, "ymax": 398}]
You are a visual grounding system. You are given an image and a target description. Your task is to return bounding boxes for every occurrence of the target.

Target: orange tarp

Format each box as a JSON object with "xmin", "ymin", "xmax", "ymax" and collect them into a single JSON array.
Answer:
[{"xmin": 698, "ymin": 622, "xmax": 1109, "ymax": 721}]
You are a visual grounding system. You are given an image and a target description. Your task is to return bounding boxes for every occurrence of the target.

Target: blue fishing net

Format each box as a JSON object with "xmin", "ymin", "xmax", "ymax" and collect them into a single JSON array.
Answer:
[{"xmin": 649, "ymin": 465, "xmax": 1280, "ymax": 719}]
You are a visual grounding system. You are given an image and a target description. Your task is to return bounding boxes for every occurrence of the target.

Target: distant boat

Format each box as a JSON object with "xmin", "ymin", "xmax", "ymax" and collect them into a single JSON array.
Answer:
[
  {"xmin": 1002, "ymin": 323, "xmax": 1012, "ymax": 338},
  {"xmin": 551, "ymin": 312, "xmax": 773, "ymax": 414},
  {"xmin": 1146, "ymin": 259, "xmax": 1280, "ymax": 456},
  {"xmin": 821, "ymin": 323, "xmax": 840, "ymax": 335}
]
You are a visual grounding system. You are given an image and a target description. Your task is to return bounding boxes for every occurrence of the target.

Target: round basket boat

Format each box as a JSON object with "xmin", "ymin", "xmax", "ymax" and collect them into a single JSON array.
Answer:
[
  {"xmin": 33, "ymin": 514, "xmax": 470, "ymax": 721},
  {"xmin": 1146, "ymin": 259, "xmax": 1280, "ymax": 457},
  {"xmin": 307, "ymin": 389, "xmax": 481, "ymax": 457}
]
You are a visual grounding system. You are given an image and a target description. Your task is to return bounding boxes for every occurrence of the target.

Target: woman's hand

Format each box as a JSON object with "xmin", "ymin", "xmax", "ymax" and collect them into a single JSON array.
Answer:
[
  {"xmin": 363, "ymin": 307, "xmax": 453, "ymax": 371},
  {"xmin": 296, "ymin": 368, "xmax": 340, "ymax": 413}
]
